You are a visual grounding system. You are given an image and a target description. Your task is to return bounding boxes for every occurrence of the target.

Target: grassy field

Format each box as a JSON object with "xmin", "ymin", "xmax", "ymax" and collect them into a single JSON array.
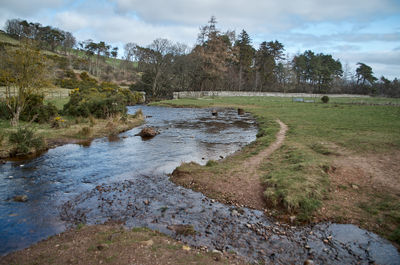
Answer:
[{"xmin": 154, "ymin": 96, "xmax": 400, "ymax": 243}]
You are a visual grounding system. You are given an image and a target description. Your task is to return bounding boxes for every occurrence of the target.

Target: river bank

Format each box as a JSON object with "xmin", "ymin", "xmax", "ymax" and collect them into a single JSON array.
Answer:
[
  {"xmin": 0, "ymin": 111, "xmax": 144, "ymax": 160},
  {"xmin": 0, "ymin": 224, "xmax": 246, "ymax": 265},
  {"xmin": 154, "ymin": 97, "xmax": 400, "ymax": 247}
]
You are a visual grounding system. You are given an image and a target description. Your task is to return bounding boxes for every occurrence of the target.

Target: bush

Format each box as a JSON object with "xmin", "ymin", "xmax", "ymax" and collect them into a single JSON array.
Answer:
[
  {"xmin": 63, "ymin": 85, "xmax": 142, "ymax": 118},
  {"xmin": 9, "ymin": 127, "xmax": 45, "ymax": 155},
  {"xmin": 321, "ymin": 96, "xmax": 329, "ymax": 103},
  {"xmin": 0, "ymin": 99, "xmax": 11, "ymax": 119},
  {"xmin": 20, "ymin": 93, "xmax": 58, "ymax": 123}
]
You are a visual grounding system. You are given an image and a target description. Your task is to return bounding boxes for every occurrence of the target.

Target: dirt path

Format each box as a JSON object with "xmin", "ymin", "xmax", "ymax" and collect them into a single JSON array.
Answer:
[
  {"xmin": 172, "ymin": 119, "xmax": 288, "ymax": 210},
  {"xmin": 245, "ymin": 119, "xmax": 288, "ymax": 169}
]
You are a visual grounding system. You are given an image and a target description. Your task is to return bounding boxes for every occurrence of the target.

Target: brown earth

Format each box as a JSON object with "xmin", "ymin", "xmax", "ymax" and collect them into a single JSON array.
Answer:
[
  {"xmin": 0, "ymin": 224, "xmax": 247, "ymax": 265},
  {"xmin": 317, "ymin": 149, "xmax": 400, "ymax": 242},
  {"xmin": 171, "ymin": 119, "xmax": 287, "ymax": 210}
]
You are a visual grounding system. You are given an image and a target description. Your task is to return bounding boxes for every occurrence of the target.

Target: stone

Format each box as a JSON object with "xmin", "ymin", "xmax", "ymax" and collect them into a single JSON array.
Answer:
[
  {"xmin": 182, "ymin": 245, "xmax": 191, "ymax": 251},
  {"xmin": 144, "ymin": 200, "xmax": 150, "ymax": 205},
  {"xmin": 211, "ymin": 109, "xmax": 218, "ymax": 116},
  {"xmin": 289, "ymin": 215, "xmax": 296, "ymax": 223},
  {"xmin": 136, "ymin": 127, "xmax": 159, "ymax": 138},
  {"xmin": 8, "ymin": 176, "xmax": 14, "ymax": 179},
  {"xmin": 304, "ymin": 259, "xmax": 314, "ymax": 265},
  {"xmin": 142, "ymin": 239, "xmax": 154, "ymax": 247},
  {"xmin": 212, "ymin": 249, "xmax": 222, "ymax": 255},
  {"xmin": 231, "ymin": 210, "xmax": 239, "ymax": 216},
  {"xmin": 238, "ymin": 108, "xmax": 244, "ymax": 115},
  {"xmin": 13, "ymin": 195, "xmax": 28, "ymax": 202},
  {"xmin": 351, "ymin": 184, "xmax": 359, "ymax": 190}
]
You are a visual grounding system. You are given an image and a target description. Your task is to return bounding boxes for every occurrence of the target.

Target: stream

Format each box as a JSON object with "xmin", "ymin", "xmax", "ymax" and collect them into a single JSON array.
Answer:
[{"xmin": 1, "ymin": 106, "xmax": 399, "ymax": 264}]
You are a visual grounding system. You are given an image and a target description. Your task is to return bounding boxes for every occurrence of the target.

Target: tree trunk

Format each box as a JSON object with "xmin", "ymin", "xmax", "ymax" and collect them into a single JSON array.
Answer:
[
  {"xmin": 238, "ymin": 65, "xmax": 243, "ymax": 91},
  {"xmin": 10, "ymin": 107, "xmax": 21, "ymax": 127}
]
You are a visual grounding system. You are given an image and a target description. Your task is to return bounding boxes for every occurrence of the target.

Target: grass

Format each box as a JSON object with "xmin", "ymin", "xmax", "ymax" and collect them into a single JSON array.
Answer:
[
  {"xmin": 0, "ymin": 110, "xmax": 144, "ymax": 159},
  {"xmin": 154, "ymin": 96, "xmax": 400, "ymax": 224}
]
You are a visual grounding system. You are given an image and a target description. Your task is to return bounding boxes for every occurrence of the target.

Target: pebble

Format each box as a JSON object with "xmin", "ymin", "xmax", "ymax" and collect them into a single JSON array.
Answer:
[
  {"xmin": 212, "ymin": 249, "xmax": 222, "ymax": 255},
  {"xmin": 13, "ymin": 195, "xmax": 28, "ymax": 202},
  {"xmin": 144, "ymin": 200, "xmax": 150, "ymax": 205},
  {"xmin": 305, "ymin": 245, "xmax": 311, "ymax": 249},
  {"xmin": 8, "ymin": 176, "xmax": 14, "ymax": 179},
  {"xmin": 304, "ymin": 259, "xmax": 314, "ymax": 265},
  {"xmin": 323, "ymin": 239, "xmax": 329, "ymax": 244},
  {"xmin": 231, "ymin": 210, "xmax": 239, "ymax": 216}
]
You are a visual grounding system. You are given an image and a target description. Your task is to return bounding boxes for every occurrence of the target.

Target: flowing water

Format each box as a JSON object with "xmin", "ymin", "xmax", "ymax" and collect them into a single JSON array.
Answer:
[{"xmin": 1, "ymin": 106, "xmax": 399, "ymax": 264}]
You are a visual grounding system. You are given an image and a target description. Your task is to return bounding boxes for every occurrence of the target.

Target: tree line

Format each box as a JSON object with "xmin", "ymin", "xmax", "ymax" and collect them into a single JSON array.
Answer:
[
  {"xmin": 3, "ymin": 17, "xmax": 400, "ymax": 99},
  {"xmin": 125, "ymin": 17, "xmax": 399, "ymax": 98}
]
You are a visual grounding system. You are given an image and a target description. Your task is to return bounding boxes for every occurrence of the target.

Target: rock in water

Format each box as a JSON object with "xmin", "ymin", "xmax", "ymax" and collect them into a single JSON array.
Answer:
[
  {"xmin": 238, "ymin": 108, "xmax": 244, "ymax": 115},
  {"xmin": 211, "ymin": 109, "xmax": 218, "ymax": 116},
  {"xmin": 136, "ymin": 127, "xmax": 159, "ymax": 138},
  {"xmin": 13, "ymin": 195, "xmax": 28, "ymax": 202}
]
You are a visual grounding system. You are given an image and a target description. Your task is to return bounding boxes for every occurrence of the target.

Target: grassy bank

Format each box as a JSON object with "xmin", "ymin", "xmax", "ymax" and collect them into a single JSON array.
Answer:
[
  {"xmin": 0, "ymin": 98, "xmax": 144, "ymax": 159},
  {"xmin": 154, "ymin": 96, "xmax": 400, "ymax": 243},
  {"xmin": 0, "ymin": 224, "xmax": 246, "ymax": 265}
]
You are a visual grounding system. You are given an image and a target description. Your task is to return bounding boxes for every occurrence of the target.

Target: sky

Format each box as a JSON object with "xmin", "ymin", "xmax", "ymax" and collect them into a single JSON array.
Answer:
[{"xmin": 0, "ymin": 0, "xmax": 399, "ymax": 79}]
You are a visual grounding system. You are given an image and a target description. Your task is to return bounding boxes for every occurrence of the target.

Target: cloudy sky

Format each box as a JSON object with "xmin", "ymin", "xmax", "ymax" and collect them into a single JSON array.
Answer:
[{"xmin": 1, "ymin": 0, "xmax": 399, "ymax": 79}]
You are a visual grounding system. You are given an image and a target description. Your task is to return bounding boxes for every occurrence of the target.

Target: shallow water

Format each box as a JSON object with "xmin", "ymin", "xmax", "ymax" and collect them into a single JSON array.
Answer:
[
  {"xmin": 0, "ymin": 106, "xmax": 257, "ymax": 255},
  {"xmin": 1, "ymin": 106, "xmax": 399, "ymax": 264}
]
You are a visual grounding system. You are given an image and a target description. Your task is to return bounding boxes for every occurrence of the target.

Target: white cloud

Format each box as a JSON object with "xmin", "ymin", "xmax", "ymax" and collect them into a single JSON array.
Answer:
[
  {"xmin": 0, "ymin": 0, "xmax": 67, "ymax": 16},
  {"xmin": 111, "ymin": 0, "xmax": 399, "ymax": 32},
  {"xmin": 335, "ymin": 50, "xmax": 400, "ymax": 78}
]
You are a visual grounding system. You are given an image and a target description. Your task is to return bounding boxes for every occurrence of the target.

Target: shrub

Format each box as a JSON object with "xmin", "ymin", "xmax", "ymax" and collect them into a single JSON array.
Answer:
[
  {"xmin": 9, "ymin": 127, "xmax": 45, "ymax": 155},
  {"xmin": 1, "ymin": 94, "xmax": 58, "ymax": 123},
  {"xmin": 0, "ymin": 99, "xmax": 11, "ymax": 119},
  {"xmin": 63, "ymin": 85, "xmax": 142, "ymax": 118},
  {"xmin": 51, "ymin": 116, "xmax": 67, "ymax": 128},
  {"xmin": 321, "ymin": 96, "xmax": 329, "ymax": 103}
]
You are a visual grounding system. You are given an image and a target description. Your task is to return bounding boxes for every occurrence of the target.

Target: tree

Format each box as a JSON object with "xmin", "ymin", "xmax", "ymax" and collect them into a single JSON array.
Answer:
[
  {"xmin": 134, "ymin": 38, "xmax": 175, "ymax": 97},
  {"xmin": 235, "ymin": 30, "xmax": 254, "ymax": 90},
  {"xmin": 192, "ymin": 17, "xmax": 235, "ymax": 91},
  {"xmin": 356, "ymin": 62, "xmax": 377, "ymax": 85},
  {"xmin": 111, "ymin": 47, "xmax": 118, "ymax": 58},
  {"xmin": 292, "ymin": 50, "xmax": 342, "ymax": 93},
  {"xmin": 0, "ymin": 42, "xmax": 49, "ymax": 126},
  {"xmin": 254, "ymin": 41, "xmax": 285, "ymax": 90}
]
